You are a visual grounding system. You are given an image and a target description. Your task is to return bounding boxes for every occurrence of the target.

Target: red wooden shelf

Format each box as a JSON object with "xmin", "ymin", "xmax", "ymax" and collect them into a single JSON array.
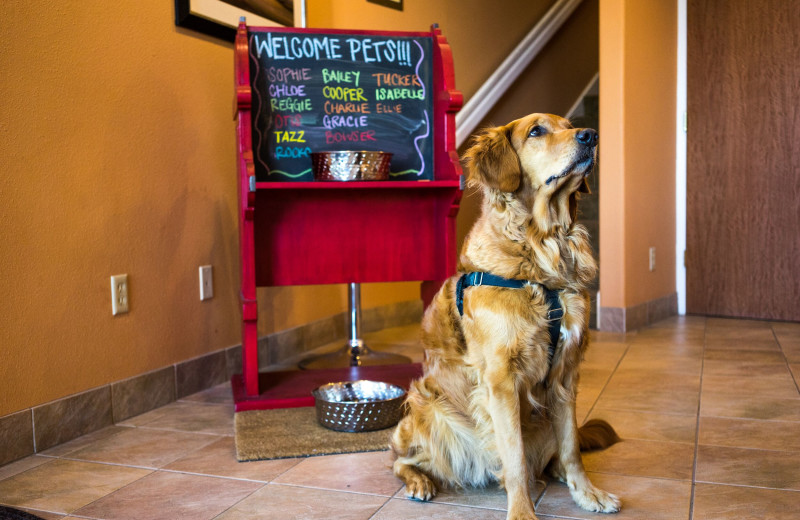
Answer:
[
  {"xmin": 232, "ymin": 22, "xmax": 462, "ymax": 410},
  {"xmin": 254, "ymin": 180, "xmax": 460, "ymax": 190}
]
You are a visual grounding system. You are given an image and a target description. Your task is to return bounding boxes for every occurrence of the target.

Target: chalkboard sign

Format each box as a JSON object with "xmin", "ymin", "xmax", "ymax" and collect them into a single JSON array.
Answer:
[{"xmin": 247, "ymin": 28, "xmax": 434, "ymax": 182}]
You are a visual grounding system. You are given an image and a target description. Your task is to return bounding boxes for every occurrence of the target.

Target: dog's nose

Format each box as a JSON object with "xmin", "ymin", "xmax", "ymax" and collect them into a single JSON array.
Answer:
[{"xmin": 576, "ymin": 129, "xmax": 598, "ymax": 147}]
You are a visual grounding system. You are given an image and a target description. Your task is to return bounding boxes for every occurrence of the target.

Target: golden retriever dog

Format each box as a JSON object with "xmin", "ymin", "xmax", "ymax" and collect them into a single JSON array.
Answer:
[{"xmin": 390, "ymin": 113, "xmax": 621, "ymax": 519}]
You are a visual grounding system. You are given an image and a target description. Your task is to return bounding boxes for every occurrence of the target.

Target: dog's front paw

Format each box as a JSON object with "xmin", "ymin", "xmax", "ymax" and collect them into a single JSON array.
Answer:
[
  {"xmin": 404, "ymin": 472, "xmax": 437, "ymax": 502},
  {"xmin": 571, "ymin": 485, "xmax": 621, "ymax": 514}
]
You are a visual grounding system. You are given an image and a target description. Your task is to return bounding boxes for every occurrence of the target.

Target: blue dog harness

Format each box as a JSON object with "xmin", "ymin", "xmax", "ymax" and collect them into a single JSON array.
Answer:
[{"xmin": 455, "ymin": 272, "xmax": 564, "ymax": 363}]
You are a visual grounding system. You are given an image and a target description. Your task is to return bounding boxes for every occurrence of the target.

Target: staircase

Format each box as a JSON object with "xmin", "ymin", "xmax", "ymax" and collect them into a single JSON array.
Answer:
[{"xmin": 569, "ymin": 93, "xmax": 600, "ymax": 329}]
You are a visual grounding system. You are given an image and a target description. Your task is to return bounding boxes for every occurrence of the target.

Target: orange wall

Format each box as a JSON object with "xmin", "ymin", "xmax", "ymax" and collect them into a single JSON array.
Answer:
[
  {"xmin": 599, "ymin": 0, "xmax": 676, "ymax": 309},
  {"xmin": 0, "ymin": 1, "xmax": 560, "ymax": 416}
]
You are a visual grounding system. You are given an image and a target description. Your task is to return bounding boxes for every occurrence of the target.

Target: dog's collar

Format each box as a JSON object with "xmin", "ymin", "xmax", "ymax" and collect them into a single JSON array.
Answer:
[{"xmin": 455, "ymin": 272, "xmax": 564, "ymax": 364}]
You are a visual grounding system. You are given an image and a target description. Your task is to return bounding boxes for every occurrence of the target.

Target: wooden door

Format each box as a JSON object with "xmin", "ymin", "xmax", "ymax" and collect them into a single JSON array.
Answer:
[{"xmin": 687, "ymin": 0, "xmax": 800, "ymax": 321}]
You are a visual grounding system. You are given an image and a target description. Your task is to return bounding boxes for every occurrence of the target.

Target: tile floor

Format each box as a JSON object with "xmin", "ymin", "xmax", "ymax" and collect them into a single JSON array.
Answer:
[{"xmin": 1, "ymin": 316, "xmax": 799, "ymax": 519}]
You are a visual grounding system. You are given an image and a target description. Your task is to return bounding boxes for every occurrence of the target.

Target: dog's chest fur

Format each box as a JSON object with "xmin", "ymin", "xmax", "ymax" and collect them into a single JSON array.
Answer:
[{"xmin": 435, "ymin": 191, "xmax": 598, "ymax": 395}]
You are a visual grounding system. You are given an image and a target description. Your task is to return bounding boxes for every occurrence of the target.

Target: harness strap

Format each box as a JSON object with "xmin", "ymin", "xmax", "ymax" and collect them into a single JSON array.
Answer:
[{"xmin": 455, "ymin": 272, "xmax": 564, "ymax": 362}]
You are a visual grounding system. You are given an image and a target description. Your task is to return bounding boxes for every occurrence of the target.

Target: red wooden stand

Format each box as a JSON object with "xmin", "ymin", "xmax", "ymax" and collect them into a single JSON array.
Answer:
[{"xmin": 232, "ymin": 21, "xmax": 462, "ymax": 411}]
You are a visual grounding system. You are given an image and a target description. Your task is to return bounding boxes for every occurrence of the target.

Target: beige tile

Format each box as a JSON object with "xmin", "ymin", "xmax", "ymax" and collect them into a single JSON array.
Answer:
[
  {"xmin": 164, "ymin": 437, "xmax": 301, "ymax": 481},
  {"xmin": 580, "ymin": 439, "xmax": 695, "ymax": 481},
  {"xmin": 595, "ymin": 368, "xmax": 700, "ymax": 415},
  {"xmin": 579, "ymin": 366, "xmax": 616, "ymax": 390},
  {"xmin": 701, "ymin": 373, "xmax": 799, "ymax": 400},
  {"xmin": 779, "ymin": 338, "xmax": 800, "ymax": 362},
  {"xmin": 703, "ymin": 348, "xmax": 787, "ymax": 365},
  {"xmin": 536, "ymin": 472, "xmax": 691, "ymax": 520},
  {"xmin": 604, "ymin": 368, "xmax": 701, "ymax": 395},
  {"xmin": 704, "ymin": 326, "xmax": 780, "ymax": 351},
  {"xmin": 587, "ymin": 409, "xmax": 697, "ymax": 444},
  {"xmin": 216, "ymin": 483, "xmax": 388, "ymax": 519},
  {"xmin": 615, "ymin": 347, "xmax": 703, "ymax": 374},
  {"xmin": 179, "ymin": 381, "xmax": 233, "ymax": 405},
  {"xmin": 647, "ymin": 315, "xmax": 706, "ymax": 331},
  {"xmin": 696, "ymin": 444, "xmax": 800, "ymax": 490},
  {"xmin": 700, "ymin": 391, "xmax": 800, "ymax": 421},
  {"xmin": 0, "ymin": 454, "xmax": 51, "ymax": 481},
  {"xmin": 706, "ymin": 317, "xmax": 773, "ymax": 331},
  {"xmin": 41, "ymin": 425, "xmax": 131, "ymax": 457},
  {"xmin": 589, "ymin": 330, "xmax": 630, "ymax": 343},
  {"xmin": 581, "ymin": 341, "xmax": 628, "ymax": 369},
  {"xmin": 273, "ymin": 451, "xmax": 402, "ymax": 496},
  {"xmin": 772, "ymin": 321, "xmax": 800, "ymax": 334},
  {"xmin": 0, "ymin": 458, "xmax": 150, "ymax": 514},
  {"xmin": 119, "ymin": 401, "xmax": 233, "ymax": 435},
  {"xmin": 606, "ymin": 370, "xmax": 700, "ymax": 394},
  {"xmin": 703, "ymin": 351, "xmax": 791, "ymax": 378},
  {"xmin": 627, "ymin": 330, "xmax": 705, "ymax": 349},
  {"xmin": 373, "ymin": 498, "xmax": 507, "ymax": 519},
  {"xmin": 576, "ymin": 387, "xmax": 602, "ymax": 424},
  {"xmin": 699, "ymin": 416, "xmax": 800, "ymax": 451},
  {"xmin": 64, "ymin": 427, "xmax": 220, "ymax": 469},
  {"xmin": 693, "ymin": 483, "xmax": 800, "ymax": 520},
  {"xmin": 594, "ymin": 386, "xmax": 699, "ymax": 416},
  {"xmin": 74, "ymin": 470, "xmax": 261, "ymax": 520}
]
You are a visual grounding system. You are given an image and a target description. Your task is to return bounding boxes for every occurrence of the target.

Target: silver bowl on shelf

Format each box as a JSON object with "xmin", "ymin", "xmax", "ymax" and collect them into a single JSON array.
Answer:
[
  {"xmin": 311, "ymin": 151, "xmax": 392, "ymax": 181},
  {"xmin": 311, "ymin": 380, "xmax": 406, "ymax": 432}
]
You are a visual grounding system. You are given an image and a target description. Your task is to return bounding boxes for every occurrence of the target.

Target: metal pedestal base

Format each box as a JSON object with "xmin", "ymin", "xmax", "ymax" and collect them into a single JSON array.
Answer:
[{"xmin": 298, "ymin": 283, "xmax": 411, "ymax": 369}]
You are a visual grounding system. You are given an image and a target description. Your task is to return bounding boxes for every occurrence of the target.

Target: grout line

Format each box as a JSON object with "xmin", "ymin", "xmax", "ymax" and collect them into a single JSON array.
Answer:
[
  {"xmin": 269, "ymin": 481, "xmax": 401, "ymax": 499},
  {"xmin": 210, "ymin": 482, "xmax": 268, "ymax": 520},
  {"xmin": 771, "ymin": 325, "xmax": 800, "ymax": 395},
  {"xmin": 690, "ymin": 480, "xmax": 800, "ymax": 493},
  {"xmin": 688, "ymin": 316, "xmax": 708, "ymax": 520},
  {"xmin": 368, "ymin": 495, "xmax": 397, "ymax": 519},
  {"xmin": 581, "ymin": 341, "xmax": 632, "ymax": 423}
]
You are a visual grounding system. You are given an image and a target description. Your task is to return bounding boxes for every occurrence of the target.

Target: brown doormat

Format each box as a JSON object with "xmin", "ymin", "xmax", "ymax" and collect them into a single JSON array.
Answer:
[{"xmin": 234, "ymin": 406, "xmax": 395, "ymax": 462}]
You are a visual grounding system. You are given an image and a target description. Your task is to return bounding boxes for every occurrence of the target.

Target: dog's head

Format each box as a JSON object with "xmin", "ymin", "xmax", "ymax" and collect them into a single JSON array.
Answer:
[{"xmin": 464, "ymin": 113, "xmax": 597, "ymax": 203}]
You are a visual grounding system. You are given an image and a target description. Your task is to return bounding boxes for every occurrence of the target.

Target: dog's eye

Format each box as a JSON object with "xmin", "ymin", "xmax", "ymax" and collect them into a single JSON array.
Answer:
[{"xmin": 529, "ymin": 125, "xmax": 547, "ymax": 138}]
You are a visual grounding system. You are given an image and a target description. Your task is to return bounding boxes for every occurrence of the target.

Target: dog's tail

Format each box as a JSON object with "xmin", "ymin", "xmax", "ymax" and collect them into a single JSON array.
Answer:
[{"xmin": 578, "ymin": 419, "xmax": 621, "ymax": 452}]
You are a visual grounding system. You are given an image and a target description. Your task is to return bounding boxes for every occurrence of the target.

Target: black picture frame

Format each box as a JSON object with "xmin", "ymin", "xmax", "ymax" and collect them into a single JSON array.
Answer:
[
  {"xmin": 367, "ymin": 0, "xmax": 403, "ymax": 11},
  {"xmin": 175, "ymin": 0, "xmax": 292, "ymax": 42}
]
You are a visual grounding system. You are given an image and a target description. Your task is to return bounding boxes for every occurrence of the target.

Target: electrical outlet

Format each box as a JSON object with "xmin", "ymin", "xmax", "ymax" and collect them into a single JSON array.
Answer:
[
  {"xmin": 199, "ymin": 265, "xmax": 213, "ymax": 300},
  {"xmin": 649, "ymin": 247, "xmax": 656, "ymax": 272},
  {"xmin": 111, "ymin": 274, "xmax": 129, "ymax": 315}
]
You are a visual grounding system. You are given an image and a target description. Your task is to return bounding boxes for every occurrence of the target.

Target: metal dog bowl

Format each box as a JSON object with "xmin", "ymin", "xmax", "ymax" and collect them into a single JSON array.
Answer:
[
  {"xmin": 311, "ymin": 380, "xmax": 406, "ymax": 432},
  {"xmin": 311, "ymin": 151, "xmax": 392, "ymax": 181}
]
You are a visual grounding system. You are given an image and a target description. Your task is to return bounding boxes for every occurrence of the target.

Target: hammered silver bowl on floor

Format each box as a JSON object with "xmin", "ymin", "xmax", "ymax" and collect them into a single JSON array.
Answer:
[{"xmin": 311, "ymin": 380, "xmax": 406, "ymax": 432}]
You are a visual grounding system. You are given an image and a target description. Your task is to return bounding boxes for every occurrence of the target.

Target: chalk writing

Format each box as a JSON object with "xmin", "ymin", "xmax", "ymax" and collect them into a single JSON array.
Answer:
[
  {"xmin": 248, "ymin": 30, "xmax": 434, "ymax": 181},
  {"xmin": 322, "ymin": 69, "xmax": 361, "ymax": 86}
]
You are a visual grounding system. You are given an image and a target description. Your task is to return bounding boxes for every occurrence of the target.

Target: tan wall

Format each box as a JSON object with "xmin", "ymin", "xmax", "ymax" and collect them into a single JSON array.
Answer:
[
  {"xmin": 0, "ymin": 0, "xmax": 563, "ymax": 416},
  {"xmin": 599, "ymin": 0, "xmax": 676, "ymax": 309}
]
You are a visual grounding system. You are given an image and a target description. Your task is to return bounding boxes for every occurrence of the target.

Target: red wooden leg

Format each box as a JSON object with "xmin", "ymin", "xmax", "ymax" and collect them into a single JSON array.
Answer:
[{"xmin": 241, "ymin": 315, "xmax": 259, "ymax": 396}]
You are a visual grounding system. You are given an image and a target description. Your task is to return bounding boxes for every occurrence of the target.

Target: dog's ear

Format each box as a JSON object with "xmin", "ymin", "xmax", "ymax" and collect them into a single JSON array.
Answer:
[{"xmin": 464, "ymin": 125, "xmax": 521, "ymax": 192}]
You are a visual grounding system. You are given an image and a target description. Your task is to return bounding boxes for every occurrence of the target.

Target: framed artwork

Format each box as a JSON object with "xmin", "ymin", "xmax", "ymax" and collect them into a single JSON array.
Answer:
[
  {"xmin": 367, "ymin": 0, "xmax": 403, "ymax": 10},
  {"xmin": 175, "ymin": 0, "xmax": 294, "ymax": 41}
]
